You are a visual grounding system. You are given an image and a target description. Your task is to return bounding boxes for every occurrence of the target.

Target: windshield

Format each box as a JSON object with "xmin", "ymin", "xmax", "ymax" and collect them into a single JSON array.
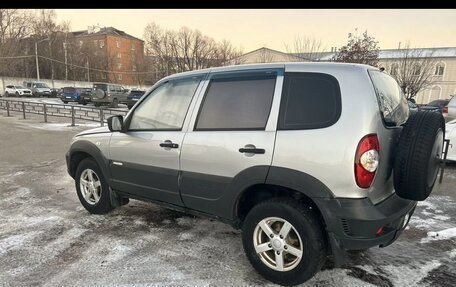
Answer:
[
  {"xmin": 64, "ymin": 87, "xmax": 76, "ymax": 93},
  {"xmin": 93, "ymin": 84, "xmax": 107, "ymax": 92},
  {"xmin": 34, "ymin": 83, "xmax": 49, "ymax": 88}
]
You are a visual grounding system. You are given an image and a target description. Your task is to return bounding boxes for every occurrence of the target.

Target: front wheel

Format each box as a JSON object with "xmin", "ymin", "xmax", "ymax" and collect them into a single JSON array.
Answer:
[
  {"xmin": 75, "ymin": 158, "xmax": 115, "ymax": 214},
  {"xmin": 242, "ymin": 199, "xmax": 326, "ymax": 286}
]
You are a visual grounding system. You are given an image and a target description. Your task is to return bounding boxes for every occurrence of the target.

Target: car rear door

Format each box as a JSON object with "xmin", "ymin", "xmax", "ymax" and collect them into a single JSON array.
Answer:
[
  {"xmin": 179, "ymin": 68, "xmax": 284, "ymax": 219},
  {"xmin": 109, "ymin": 74, "xmax": 206, "ymax": 206}
]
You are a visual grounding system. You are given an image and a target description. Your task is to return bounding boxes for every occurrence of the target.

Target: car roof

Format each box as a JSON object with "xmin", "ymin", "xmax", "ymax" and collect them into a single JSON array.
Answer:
[{"xmin": 162, "ymin": 62, "xmax": 376, "ymax": 81}]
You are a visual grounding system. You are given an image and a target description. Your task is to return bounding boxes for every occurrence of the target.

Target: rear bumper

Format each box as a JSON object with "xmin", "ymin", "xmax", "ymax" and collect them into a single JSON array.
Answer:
[{"xmin": 315, "ymin": 193, "xmax": 416, "ymax": 252}]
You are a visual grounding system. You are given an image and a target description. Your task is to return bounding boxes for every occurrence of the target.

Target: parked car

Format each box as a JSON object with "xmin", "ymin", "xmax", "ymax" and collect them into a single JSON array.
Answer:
[
  {"xmin": 419, "ymin": 99, "xmax": 450, "ymax": 113},
  {"xmin": 50, "ymin": 88, "xmax": 62, "ymax": 98},
  {"xmin": 91, "ymin": 83, "xmax": 128, "ymax": 108},
  {"xmin": 4, "ymin": 85, "xmax": 33, "ymax": 97},
  {"xmin": 60, "ymin": 87, "xmax": 92, "ymax": 105},
  {"xmin": 126, "ymin": 89, "xmax": 146, "ymax": 109},
  {"xmin": 66, "ymin": 63, "xmax": 445, "ymax": 286},
  {"xmin": 445, "ymin": 119, "xmax": 456, "ymax": 161},
  {"xmin": 23, "ymin": 81, "xmax": 52, "ymax": 97}
]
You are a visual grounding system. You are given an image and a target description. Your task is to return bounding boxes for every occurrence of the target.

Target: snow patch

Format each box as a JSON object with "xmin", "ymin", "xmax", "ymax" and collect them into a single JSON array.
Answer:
[
  {"xmin": 382, "ymin": 260, "xmax": 441, "ymax": 287},
  {"xmin": 421, "ymin": 227, "xmax": 456, "ymax": 243},
  {"xmin": 0, "ymin": 231, "xmax": 40, "ymax": 256}
]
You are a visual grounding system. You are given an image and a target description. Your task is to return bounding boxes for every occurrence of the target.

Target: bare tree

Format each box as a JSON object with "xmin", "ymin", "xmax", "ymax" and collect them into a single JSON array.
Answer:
[
  {"xmin": 144, "ymin": 22, "xmax": 243, "ymax": 84},
  {"xmin": 333, "ymin": 29, "xmax": 380, "ymax": 66},
  {"xmin": 386, "ymin": 42, "xmax": 437, "ymax": 100},
  {"xmin": 0, "ymin": 9, "xmax": 32, "ymax": 76},
  {"xmin": 285, "ymin": 35, "xmax": 326, "ymax": 61}
]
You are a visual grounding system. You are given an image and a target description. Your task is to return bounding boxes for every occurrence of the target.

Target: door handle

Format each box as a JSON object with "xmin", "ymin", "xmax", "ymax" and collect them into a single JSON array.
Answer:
[
  {"xmin": 160, "ymin": 140, "xmax": 179, "ymax": 149},
  {"xmin": 239, "ymin": 147, "xmax": 265, "ymax": 154}
]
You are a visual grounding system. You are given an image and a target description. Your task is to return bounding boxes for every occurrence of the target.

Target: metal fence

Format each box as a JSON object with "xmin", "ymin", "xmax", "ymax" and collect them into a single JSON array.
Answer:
[{"xmin": 0, "ymin": 99, "xmax": 128, "ymax": 126}]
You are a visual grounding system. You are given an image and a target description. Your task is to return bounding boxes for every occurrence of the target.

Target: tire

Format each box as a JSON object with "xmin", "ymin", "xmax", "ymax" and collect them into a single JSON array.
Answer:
[
  {"xmin": 394, "ymin": 111, "xmax": 445, "ymax": 201},
  {"xmin": 94, "ymin": 102, "xmax": 101, "ymax": 107},
  {"xmin": 110, "ymin": 98, "xmax": 119, "ymax": 108},
  {"xmin": 15, "ymin": 92, "xmax": 20, "ymax": 97},
  {"xmin": 242, "ymin": 198, "xmax": 326, "ymax": 286},
  {"xmin": 75, "ymin": 158, "xmax": 115, "ymax": 214},
  {"xmin": 127, "ymin": 105, "xmax": 133, "ymax": 109},
  {"xmin": 63, "ymin": 101, "xmax": 68, "ymax": 104}
]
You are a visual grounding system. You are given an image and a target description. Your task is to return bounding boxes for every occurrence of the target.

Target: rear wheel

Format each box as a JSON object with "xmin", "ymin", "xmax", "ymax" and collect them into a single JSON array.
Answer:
[
  {"xmin": 75, "ymin": 158, "xmax": 115, "ymax": 214},
  {"xmin": 242, "ymin": 198, "xmax": 326, "ymax": 286},
  {"xmin": 394, "ymin": 111, "xmax": 445, "ymax": 201}
]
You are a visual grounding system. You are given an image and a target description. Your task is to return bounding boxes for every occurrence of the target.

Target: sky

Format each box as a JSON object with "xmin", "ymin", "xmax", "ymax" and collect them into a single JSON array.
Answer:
[{"xmin": 55, "ymin": 9, "xmax": 456, "ymax": 53}]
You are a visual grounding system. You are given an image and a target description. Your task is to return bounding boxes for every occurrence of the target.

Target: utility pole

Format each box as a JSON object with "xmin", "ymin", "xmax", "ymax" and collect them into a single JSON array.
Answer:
[
  {"xmin": 49, "ymin": 39, "xmax": 54, "ymax": 81},
  {"xmin": 35, "ymin": 41, "xmax": 40, "ymax": 80},
  {"xmin": 86, "ymin": 56, "xmax": 90, "ymax": 82},
  {"xmin": 63, "ymin": 41, "xmax": 68, "ymax": 80}
]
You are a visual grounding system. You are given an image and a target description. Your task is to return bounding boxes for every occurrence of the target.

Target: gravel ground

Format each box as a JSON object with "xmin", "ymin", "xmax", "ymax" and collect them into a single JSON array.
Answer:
[{"xmin": 0, "ymin": 114, "xmax": 455, "ymax": 287}]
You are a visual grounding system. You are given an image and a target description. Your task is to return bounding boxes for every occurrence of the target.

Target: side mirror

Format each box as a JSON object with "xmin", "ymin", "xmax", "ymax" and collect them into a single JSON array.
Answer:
[{"xmin": 107, "ymin": 115, "xmax": 124, "ymax": 132}]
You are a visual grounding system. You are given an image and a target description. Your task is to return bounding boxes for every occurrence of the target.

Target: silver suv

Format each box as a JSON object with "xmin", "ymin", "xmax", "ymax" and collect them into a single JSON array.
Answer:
[{"xmin": 66, "ymin": 63, "xmax": 445, "ymax": 285}]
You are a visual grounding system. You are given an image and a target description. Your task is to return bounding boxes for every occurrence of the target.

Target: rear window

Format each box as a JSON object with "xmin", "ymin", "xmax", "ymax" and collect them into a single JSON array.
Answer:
[
  {"xmin": 278, "ymin": 72, "xmax": 341, "ymax": 130},
  {"xmin": 93, "ymin": 84, "xmax": 107, "ymax": 92},
  {"xmin": 64, "ymin": 87, "xmax": 76, "ymax": 93},
  {"xmin": 369, "ymin": 70, "xmax": 409, "ymax": 127}
]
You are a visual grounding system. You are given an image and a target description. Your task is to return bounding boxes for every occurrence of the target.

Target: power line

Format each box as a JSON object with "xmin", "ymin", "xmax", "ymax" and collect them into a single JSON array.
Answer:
[{"xmin": 0, "ymin": 54, "xmax": 166, "ymax": 75}]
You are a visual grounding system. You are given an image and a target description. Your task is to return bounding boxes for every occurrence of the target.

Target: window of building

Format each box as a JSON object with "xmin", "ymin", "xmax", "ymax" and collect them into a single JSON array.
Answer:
[
  {"xmin": 195, "ymin": 72, "xmax": 276, "ymax": 130},
  {"xmin": 390, "ymin": 63, "xmax": 398, "ymax": 76},
  {"xmin": 99, "ymin": 40, "xmax": 105, "ymax": 48},
  {"xmin": 435, "ymin": 63, "xmax": 445, "ymax": 76},
  {"xmin": 278, "ymin": 72, "xmax": 341, "ymax": 130},
  {"xmin": 93, "ymin": 40, "xmax": 98, "ymax": 47},
  {"xmin": 101, "ymin": 73, "xmax": 107, "ymax": 80},
  {"xmin": 117, "ymin": 63, "xmax": 122, "ymax": 69},
  {"xmin": 79, "ymin": 40, "xmax": 83, "ymax": 48},
  {"xmin": 117, "ymin": 74, "xmax": 122, "ymax": 81},
  {"xmin": 132, "ymin": 65, "xmax": 137, "ymax": 71},
  {"xmin": 116, "ymin": 40, "xmax": 121, "ymax": 48},
  {"xmin": 132, "ymin": 43, "xmax": 136, "ymax": 50},
  {"xmin": 117, "ymin": 52, "xmax": 122, "ymax": 58}
]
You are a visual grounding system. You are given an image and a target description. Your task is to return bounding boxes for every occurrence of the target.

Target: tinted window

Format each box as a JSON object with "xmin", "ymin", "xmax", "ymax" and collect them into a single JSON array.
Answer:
[
  {"xmin": 278, "ymin": 72, "xmax": 341, "ymax": 130},
  {"xmin": 369, "ymin": 70, "xmax": 409, "ymax": 127},
  {"xmin": 6, "ymin": 85, "xmax": 13, "ymax": 88},
  {"xmin": 195, "ymin": 73, "xmax": 276, "ymax": 130},
  {"xmin": 129, "ymin": 76, "xmax": 202, "ymax": 130},
  {"xmin": 93, "ymin": 84, "xmax": 107, "ymax": 92},
  {"xmin": 64, "ymin": 87, "xmax": 76, "ymax": 93}
]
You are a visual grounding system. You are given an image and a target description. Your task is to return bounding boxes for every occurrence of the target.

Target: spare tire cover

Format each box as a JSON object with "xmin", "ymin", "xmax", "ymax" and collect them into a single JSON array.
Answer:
[
  {"xmin": 393, "ymin": 111, "xmax": 445, "ymax": 201},
  {"xmin": 93, "ymin": 89, "xmax": 106, "ymax": 99}
]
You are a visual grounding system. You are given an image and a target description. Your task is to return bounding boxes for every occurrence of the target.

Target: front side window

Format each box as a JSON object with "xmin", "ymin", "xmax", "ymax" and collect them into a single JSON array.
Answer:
[
  {"xmin": 129, "ymin": 76, "xmax": 203, "ymax": 130},
  {"xmin": 369, "ymin": 70, "xmax": 409, "ymax": 127},
  {"xmin": 195, "ymin": 72, "xmax": 277, "ymax": 130}
]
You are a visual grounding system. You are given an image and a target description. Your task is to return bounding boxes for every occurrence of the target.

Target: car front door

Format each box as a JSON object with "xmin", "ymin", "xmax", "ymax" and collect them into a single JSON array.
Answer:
[
  {"xmin": 179, "ymin": 68, "xmax": 284, "ymax": 219},
  {"xmin": 109, "ymin": 74, "xmax": 205, "ymax": 205}
]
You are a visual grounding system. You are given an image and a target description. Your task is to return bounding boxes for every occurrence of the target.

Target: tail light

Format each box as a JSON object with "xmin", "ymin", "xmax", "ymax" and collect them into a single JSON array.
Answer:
[
  {"xmin": 443, "ymin": 106, "xmax": 448, "ymax": 114},
  {"xmin": 355, "ymin": 134, "xmax": 380, "ymax": 188}
]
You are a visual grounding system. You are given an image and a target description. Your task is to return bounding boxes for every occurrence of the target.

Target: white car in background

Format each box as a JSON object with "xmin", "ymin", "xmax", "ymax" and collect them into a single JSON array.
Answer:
[
  {"xmin": 445, "ymin": 119, "xmax": 456, "ymax": 161},
  {"xmin": 4, "ymin": 85, "xmax": 33, "ymax": 97},
  {"xmin": 444, "ymin": 95, "xmax": 456, "ymax": 121}
]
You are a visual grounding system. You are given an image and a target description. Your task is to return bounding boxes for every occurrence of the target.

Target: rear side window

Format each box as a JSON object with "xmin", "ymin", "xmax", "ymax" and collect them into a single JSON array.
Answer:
[
  {"xmin": 195, "ymin": 72, "xmax": 276, "ymax": 130},
  {"xmin": 278, "ymin": 72, "xmax": 341, "ymax": 130},
  {"xmin": 93, "ymin": 84, "xmax": 107, "ymax": 92},
  {"xmin": 369, "ymin": 70, "xmax": 409, "ymax": 127}
]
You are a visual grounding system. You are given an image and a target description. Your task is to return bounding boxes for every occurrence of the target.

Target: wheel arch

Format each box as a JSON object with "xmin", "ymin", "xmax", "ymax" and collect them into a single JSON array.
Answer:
[
  {"xmin": 68, "ymin": 140, "xmax": 111, "ymax": 183},
  {"xmin": 233, "ymin": 167, "xmax": 334, "ymax": 227}
]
